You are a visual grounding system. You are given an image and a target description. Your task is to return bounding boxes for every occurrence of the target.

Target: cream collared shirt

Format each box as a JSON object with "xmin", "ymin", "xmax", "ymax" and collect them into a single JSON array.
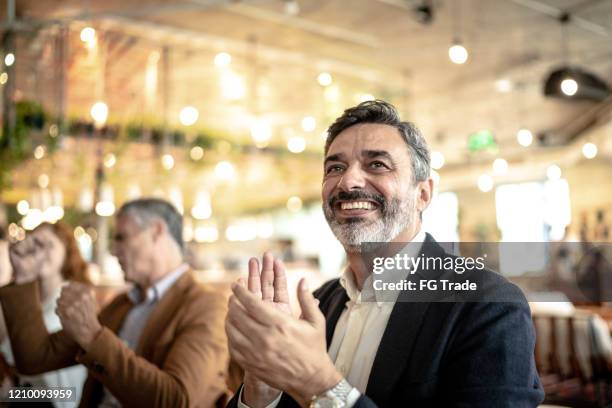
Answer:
[{"xmin": 239, "ymin": 230, "xmax": 426, "ymax": 408}]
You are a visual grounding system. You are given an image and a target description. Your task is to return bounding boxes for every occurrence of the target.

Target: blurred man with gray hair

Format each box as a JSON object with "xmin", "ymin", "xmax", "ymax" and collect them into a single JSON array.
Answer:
[{"xmin": 1, "ymin": 198, "xmax": 230, "ymax": 407}]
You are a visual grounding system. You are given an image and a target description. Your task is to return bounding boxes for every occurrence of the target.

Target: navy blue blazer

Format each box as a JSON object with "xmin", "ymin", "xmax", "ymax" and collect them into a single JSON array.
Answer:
[{"xmin": 228, "ymin": 234, "xmax": 544, "ymax": 407}]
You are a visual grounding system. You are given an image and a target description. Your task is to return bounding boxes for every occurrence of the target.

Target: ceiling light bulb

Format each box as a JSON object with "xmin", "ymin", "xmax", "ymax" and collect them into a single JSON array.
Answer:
[
  {"xmin": 517, "ymin": 128, "xmax": 533, "ymax": 147},
  {"xmin": 582, "ymin": 142, "xmax": 597, "ymax": 159},
  {"xmin": 214, "ymin": 52, "xmax": 231, "ymax": 68},
  {"xmin": 449, "ymin": 43, "xmax": 468, "ymax": 64},
  {"xmin": 287, "ymin": 136, "xmax": 306, "ymax": 153},
  {"xmin": 90, "ymin": 101, "xmax": 108, "ymax": 127},
  {"xmin": 190, "ymin": 146, "xmax": 204, "ymax": 161},
  {"xmin": 251, "ymin": 118, "xmax": 272, "ymax": 148},
  {"xmin": 492, "ymin": 158, "xmax": 508, "ymax": 175},
  {"xmin": 4, "ymin": 53, "xmax": 15, "ymax": 67},
  {"xmin": 560, "ymin": 78, "xmax": 578, "ymax": 96},
  {"xmin": 430, "ymin": 151, "xmax": 445, "ymax": 170},
  {"xmin": 477, "ymin": 174, "xmax": 493, "ymax": 192},
  {"xmin": 317, "ymin": 72, "xmax": 332, "ymax": 86},
  {"xmin": 284, "ymin": 0, "xmax": 300, "ymax": 15},
  {"xmin": 104, "ymin": 153, "xmax": 116, "ymax": 168},
  {"xmin": 34, "ymin": 145, "xmax": 45, "ymax": 160},
  {"xmin": 17, "ymin": 200, "xmax": 29, "ymax": 215},
  {"xmin": 301, "ymin": 116, "xmax": 316, "ymax": 132},
  {"xmin": 287, "ymin": 196, "xmax": 303, "ymax": 212},
  {"xmin": 161, "ymin": 154, "xmax": 175, "ymax": 170},
  {"xmin": 495, "ymin": 79, "xmax": 513, "ymax": 93},
  {"xmin": 80, "ymin": 27, "xmax": 96, "ymax": 44},
  {"xmin": 179, "ymin": 106, "xmax": 199, "ymax": 126},
  {"xmin": 215, "ymin": 161, "xmax": 236, "ymax": 181}
]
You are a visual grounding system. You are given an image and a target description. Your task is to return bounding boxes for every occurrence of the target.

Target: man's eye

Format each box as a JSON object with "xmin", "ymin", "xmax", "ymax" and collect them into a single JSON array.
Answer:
[
  {"xmin": 369, "ymin": 161, "xmax": 388, "ymax": 169},
  {"xmin": 325, "ymin": 165, "xmax": 344, "ymax": 175}
]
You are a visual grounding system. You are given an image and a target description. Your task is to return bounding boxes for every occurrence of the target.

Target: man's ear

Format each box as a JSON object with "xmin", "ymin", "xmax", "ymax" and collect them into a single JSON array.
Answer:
[
  {"xmin": 416, "ymin": 177, "xmax": 434, "ymax": 213},
  {"xmin": 151, "ymin": 219, "xmax": 167, "ymax": 244}
]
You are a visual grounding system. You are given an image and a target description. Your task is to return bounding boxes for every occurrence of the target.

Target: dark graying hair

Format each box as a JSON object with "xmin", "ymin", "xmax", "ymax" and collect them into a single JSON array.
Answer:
[
  {"xmin": 325, "ymin": 100, "xmax": 431, "ymax": 183},
  {"xmin": 117, "ymin": 198, "xmax": 184, "ymax": 251}
]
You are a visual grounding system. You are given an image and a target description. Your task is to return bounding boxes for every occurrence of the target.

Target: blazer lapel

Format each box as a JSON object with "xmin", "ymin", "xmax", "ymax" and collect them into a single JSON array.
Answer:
[
  {"xmin": 365, "ymin": 234, "xmax": 445, "ymax": 405},
  {"xmin": 319, "ymin": 283, "xmax": 349, "ymax": 348},
  {"xmin": 99, "ymin": 294, "xmax": 133, "ymax": 333},
  {"xmin": 135, "ymin": 272, "xmax": 192, "ymax": 358}
]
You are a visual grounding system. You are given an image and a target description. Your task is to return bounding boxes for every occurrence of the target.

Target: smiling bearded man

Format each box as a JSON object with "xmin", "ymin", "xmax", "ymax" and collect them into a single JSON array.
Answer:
[{"xmin": 225, "ymin": 100, "xmax": 544, "ymax": 408}]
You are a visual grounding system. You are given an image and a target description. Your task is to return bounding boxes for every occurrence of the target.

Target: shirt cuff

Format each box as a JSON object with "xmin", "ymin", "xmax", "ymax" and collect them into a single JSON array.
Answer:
[
  {"xmin": 237, "ymin": 385, "xmax": 283, "ymax": 408},
  {"xmin": 345, "ymin": 387, "xmax": 361, "ymax": 407}
]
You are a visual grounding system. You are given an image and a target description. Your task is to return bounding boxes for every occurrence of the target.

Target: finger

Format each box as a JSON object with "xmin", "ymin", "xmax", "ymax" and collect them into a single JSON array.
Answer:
[
  {"xmin": 225, "ymin": 318, "xmax": 255, "ymax": 351},
  {"xmin": 225, "ymin": 320, "xmax": 264, "ymax": 371},
  {"xmin": 272, "ymin": 259, "xmax": 290, "ymax": 304},
  {"xmin": 55, "ymin": 306, "xmax": 68, "ymax": 322},
  {"xmin": 228, "ymin": 295, "xmax": 268, "ymax": 334},
  {"xmin": 12, "ymin": 238, "xmax": 30, "ymax": 255},
  {"xmin": 231, "ymin": 282, "xmax": 279, "ymax": 327},
  {"xmin": 224, "ymin": 339, "xmax": 250, "ymax": 370},
  {"xmin": 62, "ymin": 283, "xmax": 91, "ymax": 299},
  {"xmin": 247, "ymin": 258, "xmax": 262, "ymax": 298},
  {"xmin": 260, "ymin": 252, "xmax": 274, "ymax": 302},
  {"xmin": 59, "ymin": 287, "xmax": 79, "ymax": 302},
  {"xmin": 88, "ymin": 288, "xmax": 97, "ymax": 302},
  {"xmin": 297, "ymin": 279, "xmax": 324, "ymax": 327},
  {"xmin": 66, "ymin": 281, "xmax": 88, "ymax": 292}
]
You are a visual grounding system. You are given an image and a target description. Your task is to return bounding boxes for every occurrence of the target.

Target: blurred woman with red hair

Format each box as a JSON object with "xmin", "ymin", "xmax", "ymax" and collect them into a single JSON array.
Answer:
[{"xmin": 0, "ymin": 222, "xmax": 88, "ymax": 404}]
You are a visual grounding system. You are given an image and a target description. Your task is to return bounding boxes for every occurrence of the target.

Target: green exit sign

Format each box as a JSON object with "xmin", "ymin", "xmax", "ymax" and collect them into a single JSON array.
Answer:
[{"xmin": 468, "ymin": 130, "xmax": 497, "ymax": 152}]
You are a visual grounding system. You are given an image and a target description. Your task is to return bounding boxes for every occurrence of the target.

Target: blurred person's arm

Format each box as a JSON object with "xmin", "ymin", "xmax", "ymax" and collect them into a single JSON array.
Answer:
[
  {"xmin": 73, "ymin": 284, "xmax": 229, "ymax": 408},
  {"xmin": 0, "ymin": 236, "xmax": 81, "ymax": 373},
  {"xmin": 0, "ymin": 280, "xmax": 81, "ymax": 373}
]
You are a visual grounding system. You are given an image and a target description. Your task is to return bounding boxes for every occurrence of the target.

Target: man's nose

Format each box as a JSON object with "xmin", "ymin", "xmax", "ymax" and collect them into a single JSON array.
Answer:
[{"xmin": 337, "ymin": 164, "xmax": 367, "ymax": 192}]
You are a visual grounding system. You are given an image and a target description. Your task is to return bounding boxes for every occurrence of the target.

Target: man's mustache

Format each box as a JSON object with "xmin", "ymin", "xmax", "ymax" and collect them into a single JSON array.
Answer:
[{"xmin": 328, "ymin": 191, "xmax": 386, "ymax": 210}]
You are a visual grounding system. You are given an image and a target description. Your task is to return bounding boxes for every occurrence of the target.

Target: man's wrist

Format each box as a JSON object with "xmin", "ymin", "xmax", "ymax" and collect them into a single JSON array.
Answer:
[
  {"xmin": 296, "ymin": 365, "xmax": 343, "ymax": 405},
  {"xmin": 13, "ymin": 275, "xmax": 36, "ymax": 285},
  {"xmin": 241, "ymin": 380, "xmax": 282, "ymax": 408},
  {"xmin": 79, "ymin": 324, "xmax": 103, "ymax": 351},
  {"xmin": 310, "ymin": 378, "xmax": 356, "ymax": 408}
]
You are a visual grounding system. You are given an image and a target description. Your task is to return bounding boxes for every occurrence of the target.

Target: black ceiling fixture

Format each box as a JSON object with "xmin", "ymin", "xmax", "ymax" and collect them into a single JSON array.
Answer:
[
  {"xmin": 542, "ymin": 12, "xmax": 609, "ymax": 102},
  {"xmin": 544, "ymin": 66, "xmax": 609, "ymax": 102},
  {"xmin": 412, "ymin": 0, "xmax": 434, "ymax": 25}
]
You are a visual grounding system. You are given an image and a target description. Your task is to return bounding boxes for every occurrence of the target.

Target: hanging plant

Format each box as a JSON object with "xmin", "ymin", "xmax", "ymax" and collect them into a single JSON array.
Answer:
[{"xmin": 0, "ymin": 100, "xmax": 48, "ymax": 191}]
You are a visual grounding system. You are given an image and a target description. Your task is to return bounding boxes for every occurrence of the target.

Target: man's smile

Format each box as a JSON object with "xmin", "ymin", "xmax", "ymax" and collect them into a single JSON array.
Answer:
[{"xmin": 335, "ymin": 200, "xmax": 380, "ymax": 218}]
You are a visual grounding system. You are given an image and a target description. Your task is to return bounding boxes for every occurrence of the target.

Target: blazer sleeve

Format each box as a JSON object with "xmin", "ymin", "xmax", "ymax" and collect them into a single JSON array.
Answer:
[
  {"xmin": 76, "ymin": 287, "xmax": 229, "ymax": 408},
  {"xmin": 0, "ymin": 281, "xmax": 80, "ymax": 374},
  {"xmin": 437, "ymin": 297, "xmax": 544, "ymax": 408}
]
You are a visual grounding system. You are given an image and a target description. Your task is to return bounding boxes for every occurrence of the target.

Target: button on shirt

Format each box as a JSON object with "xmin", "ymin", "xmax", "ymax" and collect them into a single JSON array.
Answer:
[
  {"xmin": 239, "ymin": 230, "xmax": 425, "ymax": 408},
  {"xmin": 99, "ymin": 263, "xmax": 189, "ymax": 408}
]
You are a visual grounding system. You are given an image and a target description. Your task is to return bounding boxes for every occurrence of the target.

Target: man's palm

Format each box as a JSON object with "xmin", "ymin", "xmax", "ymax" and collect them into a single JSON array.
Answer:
[{"xmin": 247, "ymin": 253, "xmax": 291, "ymax": 314}]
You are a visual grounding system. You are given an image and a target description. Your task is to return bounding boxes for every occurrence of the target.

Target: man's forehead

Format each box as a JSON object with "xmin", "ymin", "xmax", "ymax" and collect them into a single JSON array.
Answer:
[
  {"xmin": 115, "ymin": 214, "xmax": 138, "ymax": 231},
  {"xmin": 326, "ymin": 123, "xmax": 406, "ymax": 158}
]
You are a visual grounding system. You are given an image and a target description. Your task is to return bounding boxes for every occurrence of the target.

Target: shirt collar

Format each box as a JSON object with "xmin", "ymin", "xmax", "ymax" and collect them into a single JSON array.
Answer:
[
  {"xmin": 127, "ymin": 263, "xmax": 189, "ymax": 304},
  {"xmin": 339, "ymin": 229, "xmax": 426, "ymax": 306}
]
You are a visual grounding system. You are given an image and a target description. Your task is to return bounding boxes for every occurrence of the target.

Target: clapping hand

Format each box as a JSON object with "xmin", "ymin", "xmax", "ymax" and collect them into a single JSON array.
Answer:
[
  {"xmin": 8, "ymin": 235, "xmax": 46, "ymax": 285},
  {"xmin": 56, "ymin": 282, "xmax": 102, "ymax": 350},
  {"xmin": 235, "ymin": 252, "xmax": 291, "ymax": 407},
  {"xmin": 226, "ymin": 253, "xmax": 341, "ymax": 407}
]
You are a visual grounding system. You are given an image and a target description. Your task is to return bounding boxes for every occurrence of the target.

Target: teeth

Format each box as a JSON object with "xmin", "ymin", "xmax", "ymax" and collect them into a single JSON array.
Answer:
[{"xmin": 340, "ymin": 201, "xmax": 374, "ymax": 210}]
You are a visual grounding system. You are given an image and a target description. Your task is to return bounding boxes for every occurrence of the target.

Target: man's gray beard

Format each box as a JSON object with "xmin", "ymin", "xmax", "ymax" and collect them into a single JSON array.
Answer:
[{"xmin": 323, "ymin": 196, "xmax": 415, "ymax": 253}]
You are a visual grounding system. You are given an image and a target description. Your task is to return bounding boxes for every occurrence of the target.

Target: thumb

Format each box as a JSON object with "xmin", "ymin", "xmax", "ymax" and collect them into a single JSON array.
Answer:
[{"xmin": 297, "ymin": 278, "xmax": 323, "ymax": 327}]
